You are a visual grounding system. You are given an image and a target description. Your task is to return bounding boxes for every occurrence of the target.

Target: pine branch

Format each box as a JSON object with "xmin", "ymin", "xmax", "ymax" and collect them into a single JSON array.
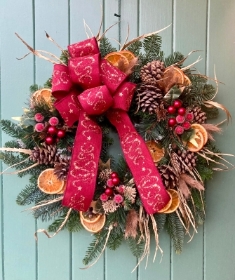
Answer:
[
  {"xmin": 126, "ymin": 236, "xmax": 144, "ymax": 258},
  {"xmin": 99, "ymin": 37, "xmax": 117, "ymax": 58},
  {"xmin": 30, "ymin": 84, "xmax": 39, "ymax": 93},
  {"xmin": 107, "ymin": 226, "xmax": 123, "ymax": 250},
  {"xmin": 154, "ymin": 213, "xmax": 167, "ymax": 231},
  {"xmin": 142, "ymin": 34, "xmax": 162, "ymax": 63},
  {"xmin": 201, "ymin": 105, "xmax": 219, "ymax": 119},
  {"xmin": 16, "ymin": 184, "xmax": 46, "ymax": 206},
  {"xmin": 127, "ymin": 40, "xmax": 142, "ymax": 57},
  {"xmin": 166, "ymin": 212, "xmax": 184, "ymax": 254},
  {"xmin": 33, "ymin": 199, "xmax": 62, "ymax": 221},
  {"xmin": 164, "ymin": 52, "xmax": 184, "ymax": 67},
  {"xmin": 0, "ymin": 120, "xmax": 23, "ymax": 138}
]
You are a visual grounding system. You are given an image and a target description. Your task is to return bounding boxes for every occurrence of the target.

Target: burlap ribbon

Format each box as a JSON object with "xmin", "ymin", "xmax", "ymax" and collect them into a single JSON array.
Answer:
[{"xmin": 52, "ymin": 37, "xmax": 170, "ymax": 214}]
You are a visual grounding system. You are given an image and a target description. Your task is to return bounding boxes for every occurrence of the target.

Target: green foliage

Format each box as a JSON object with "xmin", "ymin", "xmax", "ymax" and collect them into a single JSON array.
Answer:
[
  {"xmin": 126, "ymin": 236, "xmax": 145, "ymax": 258},
  {"xmin": 166, "ymin": 212, "xmax": 184, "ymax": 254},
  {"xmin": 99, "ymin": 37, "xmax": 117, "ymax": 58},
  {"xmin": 60, "ymin": 50, "xmax": 69, "ymax": 65},
  {"xmin": 16, "ymin": 184, "xmax": 46, "ymax": 206},
  {"xmin": 0, "ymin": 120, "xmax": 23, "ymax": 138},
  {"xmin": 164, "ymin": 52, "xmax": 185, "ymax": 67},
  {"xmin": 33, "ymin": 198, "xmax": 62, "ymax": 221},
  {"xmin": 30, "ymin": 84, "xmax": 39, "ymax": 93},
  {"xmin": 48, "ymin": 209, "xmax": 83, "ymax": 232},
  {"xmin": 44, "ymin": 78, "xmax": 52, "ymax": 88},
  {"xmin": 154, "ymin": 213, "xmax": 167, "ymax": 231},
  {"xmin": 190, "ymin": 189, "xmax": 205, "ymax": 225},
  {"xmin": 127, "ymin": 40, "xmax": 142, "ymax": 56},
  {"xmin": 142, "ymin": 34, "xmax": 163, "ymax": 62},
  {"xmin": 201, "ymin": 105, "xmax": 219, "ymax": 119}
]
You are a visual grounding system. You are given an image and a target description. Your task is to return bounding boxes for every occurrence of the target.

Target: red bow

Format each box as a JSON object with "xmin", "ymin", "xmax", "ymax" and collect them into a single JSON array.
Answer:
[{"xmin": 52, "ymin": 37, "xmax": 170, "ymax": 214}]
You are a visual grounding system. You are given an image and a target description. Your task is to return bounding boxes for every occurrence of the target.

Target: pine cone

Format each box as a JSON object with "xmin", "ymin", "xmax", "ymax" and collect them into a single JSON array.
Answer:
[
  {"xmin": 176, "ymin": 149, "xmax": 197, "ymax": 173},
  {"xmin": 189, "ymin": 107, "xmax": 207, "ymax": 124},
  {"xmin": 140, "ymin": 60, "xmax": 165, "ymax": 85},
  {"xmin": 98, "ymin": 169, "xmax": 112, "ymax": 182},
  {"xmin": 54, "ymin": 156, "xmax": 71, "ymax": 180},
  {"xmin": 159, "ymin": 165, "xmax": 179, "ymax": 189},
  {"xmin": 30, "ymin": 143, "xmax": 58, "ymax": 165},
  {"xmin": 135, "ymin": 83, "xmax": 164, "ymax": 114}
]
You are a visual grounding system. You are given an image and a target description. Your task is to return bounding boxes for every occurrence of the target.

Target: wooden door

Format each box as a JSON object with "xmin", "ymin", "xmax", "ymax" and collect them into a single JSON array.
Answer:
[{"xmin": 1, "ymin": 1, "xmax": 235, "ymax": 279}]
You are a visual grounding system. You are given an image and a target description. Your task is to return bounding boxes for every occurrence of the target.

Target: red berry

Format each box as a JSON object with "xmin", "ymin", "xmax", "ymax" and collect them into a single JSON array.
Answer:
[
  {"xmin": 110, "ymin": 172, "xmax": 119, "ymax": 179},
  {"xmin": 34, "ymin": 113, "xmax": 44, "ymax": 122},
  {"xmin": 168, "ymin": 118, "xmax": 176, "ymax": 127},
  {"xmin": 186, "ymin": 112, "xmax": 194, "ymax": 122},
  {"xmin": 47, "ymin": 126, "xmax": 58, "ymax": 135},
  {"xmin": 167, "ymin": 106, "xmax": 176, "ymax": 114},
  {"xmin": 45, "ymin": 136, "xmax": 55, "ymax": 145},
  {"xmin": 34, "ymin": 123, "xmax": 45, "ymax": 132},
  {"xmin": 105, "ymin": 188, "xmax": 113, "ymax": 196},
  {"xmin": 176, "ymin": 115, "xmax": 185, "ymax": 124},
  {"xmin": 49, "ymin": 117, "xmax": 59, "ymax": 126},
  {"xmin": 178, "ymin": 107, "xmax": 186, "ymax": 116},
  {"xmin": 174, "ymin": 125, "xmax": 184, "ymax": 135},
  {"xmin": 182, "ymin": 121, "xmax": 191, "ymax": 130},
  {"xmin": 112, "ymin": 177, "xmax": 120, "ymax": 186},
  {"xmin": 57, "ymin": 129, "xmax": 66, "ymax": 138},
  {"xmin": 173, "ymin": 99, "xmax": 182, "ymax": 108}
]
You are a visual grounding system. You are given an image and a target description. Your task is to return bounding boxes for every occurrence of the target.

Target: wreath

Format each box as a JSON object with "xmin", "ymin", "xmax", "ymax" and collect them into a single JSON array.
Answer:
[{"xmin": 0, "ymin": 23, "xmax": 233, "ymax": 268}]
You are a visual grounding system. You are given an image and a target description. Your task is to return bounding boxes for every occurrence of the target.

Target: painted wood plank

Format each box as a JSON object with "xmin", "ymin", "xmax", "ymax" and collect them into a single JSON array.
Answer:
[
  {"xmin": 139, "ymin": 0, "xmax": 173, "ymax": 57},
  {"xmin": 172, "ymin": 1, "xmax": 207, "ymax": 279},
  {"xmin": 138, "ymin": 1, "xmax": 173, "ymax": 278},
  {"xmin": 0, "ymin": 1, "xmax": 36, "ymax": 279},
  {"xmin": 33, "ymin": 1, "xmax": 71, "ymax": 279},
  {"xmin": 205, "ymin": 1, "xmax": 235, "ymax": 280}
]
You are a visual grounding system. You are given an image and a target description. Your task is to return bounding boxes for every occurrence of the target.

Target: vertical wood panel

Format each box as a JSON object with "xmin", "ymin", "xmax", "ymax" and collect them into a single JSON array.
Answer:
[
  {"xmin": 34, "ymin": 1, "xmax": 71, "ymax": 279},
  {"xmin": 172, "ymin": 1, "xmax": 207, "ymax": 279},
  {"xmin": 205, "ymin": 1, "xmax": 235, "ymax": 279},
  {"xmin": 0, "ymin": 1, "xmax": 36, "ymax": 279},
  {"xmin": 138, "ymin": 1, "xmax": 173, "ymax": 278}
]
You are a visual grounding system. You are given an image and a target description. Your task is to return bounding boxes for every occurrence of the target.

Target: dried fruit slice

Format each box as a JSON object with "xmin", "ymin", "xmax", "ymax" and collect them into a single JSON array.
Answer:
[
  {"xmin": 162, "ymin": 189, "xmax": 180, "ymax": 214},
  {"xmin": 119, "ymin": 50, "xmax": 136, "ymax": 62},
  {"xmin": 187, "ymin": 123, "xmax": 208, "ymax": 152},
  {"xmin": 32, "ymin": 88, "xmax": 53, "ymax": 107},
  {"xmin": 81, "ymin": 214, "xmax": 106, "ymax": 233},
  {"xmin": 146, "ymin": 141, "xmax": 165, "ymax": 163},
  {"xmin": 80, "ymin": 201, "xmax": 101, "ymax": 224},
  {"xmin": 37, "ymin": 168, "xmax": 65, "ymax": 194},
  {"xmin": 104, "ymin": 52, "xmax": 129, "ymax": 68},
  {"xmin": 191, "ymin": 123, "xmax": 208, "ymax": 145},
  {"xmin": 158, "ymin": 191, "xmax": 173, "ymax": 213}
]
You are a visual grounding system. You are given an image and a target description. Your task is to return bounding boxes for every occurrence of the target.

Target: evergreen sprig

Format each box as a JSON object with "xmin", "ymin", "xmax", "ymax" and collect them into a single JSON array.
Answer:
[
  {"xmin": 16, "ymin": 184, "xmax": 46, "ymax": 206},
  {"xmin": 99, "ymin": 37, "xmax": 117, "ymax": 58},
  {"xmin": 166, "ymin": 212, "xmax": 184, "ymax": 254}
]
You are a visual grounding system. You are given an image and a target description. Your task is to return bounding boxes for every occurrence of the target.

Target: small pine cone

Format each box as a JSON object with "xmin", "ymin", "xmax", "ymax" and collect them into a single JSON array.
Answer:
[
  {"xmin": 30, "ymin": 143, "xmax": 58, "ymax": 165},
  {"xmin": 189, "ymin": 106, "xmax": 207, "ymax": 124},
  {"xmin": 140, "ymin": 60, "xmax": 165, "ymax": 85},
  {"xmin": 176, "ymin": 149, "xmax": 197, "ymax": 173},
  {"xmin": 98, "ymin": 169, "xmax": 112, "ymax": 182},
  {"xmin": 159, "ymin": 165, "xmax": 179, "ymax": 189},
  {"xmin": 135, "ymin": 83, "xmax": 164, "ymax": 114},
  {"xmin": 54, "ymin": 156, "xmax": 71, "ymax": 180}
]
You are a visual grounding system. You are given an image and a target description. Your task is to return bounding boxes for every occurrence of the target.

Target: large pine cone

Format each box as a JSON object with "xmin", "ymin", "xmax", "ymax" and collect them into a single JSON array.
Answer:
[
  {"xmin": 135, "ymin": 83, "xmax": 164, "ymax": 114},
  {"xmin": 140, "ymin": 60, "xmax": 165, "ymax": 85},
  {"xmin": 30, "ymin": 143, "xmax": 58, "ymax": 165},
  {"xmin": 159, "ymin": 165, "xmax": 179, "ymax": 189},
  {"xmin": 189, "ymin": 107, "xmax": 207, "ymax": 124},
  {"xmin": 175, "ymin": 149, "xmax": 197, "ymax": 173},
  {"xmin": 54, "ymin": 156, "xmax": 71, "ymax": 181}
]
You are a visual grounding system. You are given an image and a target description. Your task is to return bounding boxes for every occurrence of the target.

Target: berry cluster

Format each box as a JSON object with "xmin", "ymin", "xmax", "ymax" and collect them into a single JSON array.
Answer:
[
  {"xmin": 100, "ymin": 172, "xmax": 124, "ymax": 204},
  {"xmin": 167, "ymin": 100, "xmax": 194, "ymax": 135},
  {"xmin": 34, "ymin": 114, "xmax": 66, "ymax": 145}
]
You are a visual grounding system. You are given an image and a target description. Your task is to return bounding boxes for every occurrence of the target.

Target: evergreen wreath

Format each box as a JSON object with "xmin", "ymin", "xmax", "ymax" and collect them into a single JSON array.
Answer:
[{"xmin": 0, "ymin": 23, "xmax": 233, "ymax": 269}]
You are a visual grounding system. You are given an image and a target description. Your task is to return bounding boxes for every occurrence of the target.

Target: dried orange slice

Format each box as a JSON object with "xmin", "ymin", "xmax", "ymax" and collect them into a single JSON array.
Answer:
[
  {"xmin": 119, "ymin": 50, "xmax": 136, "ymax": 62},
  {"xmin": 81, "ymin": 214, "xmax": 106, "ymax": 233},
  {"xmin": 162, "ymin": 189, "xmax": 180, "ymax": 214},
  {"xmin": 80, "ymin": 201, "xmax": 101, "ymax": 224},
  {"xmin": 104, "ymin": 52, "xmax": 129, "ymax": 68},
  {"xmin": 187, "ymin": 124, "xmax": 208, "ymax": 152},
  {"xmin": 158, "ymin": 191, "xmax": 173, "ymax": 213},
  {"xmin": 37, "ymin": 168, "xmax": 65, "ymax": 194},
  {"xmin": 146, "ymin": 141, "xmax": 165, "ymax": 163},
  {"xmin": 32, "ymin": 88, "xmax": 53, "ymax": 107},
  {"xmin": 191, "ymin": 124, "xmax": 208, "ymax": 145}
]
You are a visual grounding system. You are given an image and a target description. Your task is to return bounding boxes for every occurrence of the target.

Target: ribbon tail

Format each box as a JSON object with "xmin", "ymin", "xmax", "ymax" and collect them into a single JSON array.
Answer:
[
  {"xmin": 107, "ymin": 109, "xmax": 170, "ymax": 214},
  {"xmin": 62, "ymin": 111, "xmax": 102, "ymax": 212}
]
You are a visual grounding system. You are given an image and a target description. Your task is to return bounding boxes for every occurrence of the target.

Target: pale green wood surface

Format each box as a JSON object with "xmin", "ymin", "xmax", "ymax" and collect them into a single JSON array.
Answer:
[{"xmin": 1, "ymin": 1, "xmax": 235, "ymax": 279}]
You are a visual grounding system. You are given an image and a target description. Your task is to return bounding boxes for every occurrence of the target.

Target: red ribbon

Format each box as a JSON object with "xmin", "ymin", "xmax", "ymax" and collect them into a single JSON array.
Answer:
[{"xmin": 52, "ymin": 37, "xmax": 170, "ymax": 214}]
